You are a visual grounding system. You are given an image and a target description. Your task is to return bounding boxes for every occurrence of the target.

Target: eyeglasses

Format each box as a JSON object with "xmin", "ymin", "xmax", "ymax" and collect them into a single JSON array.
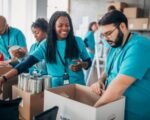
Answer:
[{"xmin": 100, "ymin": 24, "xmax": 120, "ymax": 39}]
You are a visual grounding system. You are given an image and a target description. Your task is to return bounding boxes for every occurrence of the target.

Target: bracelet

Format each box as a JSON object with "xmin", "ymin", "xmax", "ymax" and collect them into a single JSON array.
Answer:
[{"xmin": 2, "ymin": 76, "xmax": 8, "ymax": 82}]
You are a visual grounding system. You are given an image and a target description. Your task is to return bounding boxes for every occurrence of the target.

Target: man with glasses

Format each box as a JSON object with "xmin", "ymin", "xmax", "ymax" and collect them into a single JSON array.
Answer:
[
  {"xmin": 0, "ymin": 16, "xmax": 27, "ymax": 64},
  {"xmin": 90, "ymin": 10, "xmax": 150, "ymax": 120}
]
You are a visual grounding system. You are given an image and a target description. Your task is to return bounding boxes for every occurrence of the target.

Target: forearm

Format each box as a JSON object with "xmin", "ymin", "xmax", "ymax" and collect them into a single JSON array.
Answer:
[
  {"xmin": 15, "ymin": 55, "xmax": 39, "ymax": 74},
  {"xmin": 94, "ymin": 74, "xmax": 135, "ymax": 107},
  {"xmin": 98, "ymin": 71, "xmax": 107, "ymax": 83},
  {"xmin": 94, "ymin": 81, "xmax": 123, "ymax": 107},
  {"xmin": 2, "ymin": 55, "xmax": 38, "ymax": 80},
  {"xmin": 4, "ymin": 68, "xmax": 18, "ymax": 80}
]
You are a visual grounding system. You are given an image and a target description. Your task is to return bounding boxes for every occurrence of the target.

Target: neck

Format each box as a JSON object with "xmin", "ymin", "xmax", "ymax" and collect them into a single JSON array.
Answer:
[{"xmin": 122, "ymin": 31, "xmax": 130, "ymax": 46}]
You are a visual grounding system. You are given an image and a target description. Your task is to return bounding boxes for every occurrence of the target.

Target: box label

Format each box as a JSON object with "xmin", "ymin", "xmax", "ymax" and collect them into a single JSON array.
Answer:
[{"xmin": 60, "ymin": 114, "xmax": 71, "ymax": 120}]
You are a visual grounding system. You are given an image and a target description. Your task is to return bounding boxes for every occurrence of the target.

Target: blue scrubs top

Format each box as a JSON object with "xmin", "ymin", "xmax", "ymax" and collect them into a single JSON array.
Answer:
[
  {"xmin": 105, "ymin": 32, "xmax": 150, "ymax": 120},
  {"xmin": 84, "ymin": 31, "xmax": 95, "ymax": 60},
  {"xmin": 29, "ymin": 39, "xmax": 47, "ymax": 75},
  {"xmin": 31, "ymin": 36, "xmax": 90, "ymax": 87},
  {"xmin": 0, "ymin": 27, "xmax": 27, "ymax": 60}
]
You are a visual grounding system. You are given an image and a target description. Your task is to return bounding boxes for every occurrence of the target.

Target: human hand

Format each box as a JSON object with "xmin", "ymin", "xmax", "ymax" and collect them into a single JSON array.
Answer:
[
  {"xmin": 0, "ymin": 61, "xmax": 10, "ymax": 66},
  {"xmin": 11, "ymin": 48, "xmax": 26, "ymax": 58},
  {"xmin": 70, "ymin": 60, "xmax": 82, "ymax": 72},
  {"xmin": 90, "ymin": 81, "xmax": 105, "ymax": 96}
]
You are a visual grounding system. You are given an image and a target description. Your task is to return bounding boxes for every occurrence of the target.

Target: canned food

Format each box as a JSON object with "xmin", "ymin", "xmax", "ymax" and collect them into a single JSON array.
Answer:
[
  {"xmin": 22, "ymin": 73, "xmax": 30, "ymax": 91},
  {"xmin": 30, "ymin": 80, "xmax": 37, "ymax": 94},
  {"xmin": 36, "ymin": 77, "xmax": 43, "ymax": 93},
  {"xmin": 42, "ymin": 75, "xmax": 52, "ymax": 90}
]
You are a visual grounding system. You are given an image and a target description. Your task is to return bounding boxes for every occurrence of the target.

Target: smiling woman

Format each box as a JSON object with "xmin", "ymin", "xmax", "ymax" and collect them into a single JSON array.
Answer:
[{"xmin": 0, "ymin": 11, "xmax": 92, "ymax": 88}]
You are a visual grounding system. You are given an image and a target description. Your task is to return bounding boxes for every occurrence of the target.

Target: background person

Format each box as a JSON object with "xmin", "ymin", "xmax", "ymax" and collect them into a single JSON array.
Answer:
[
  {"xmin": 28, "ymin": 18, "xmax": 48, "ymax": 75},
  {"xmin": 0, "ymin": 16, "xmax": 27, "ymax": 65}
]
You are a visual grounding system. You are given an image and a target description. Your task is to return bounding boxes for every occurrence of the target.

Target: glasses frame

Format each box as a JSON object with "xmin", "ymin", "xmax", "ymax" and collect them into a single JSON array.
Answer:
[{"xmin": 100, "ymin": 23, "xmax": 120, "ymax": 39}]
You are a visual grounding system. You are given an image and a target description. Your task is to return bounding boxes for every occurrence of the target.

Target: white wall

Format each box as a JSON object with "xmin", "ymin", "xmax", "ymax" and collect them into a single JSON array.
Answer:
[
  {"xmin": 47, "ymin": 0, "xmax": 70, "ymax": 20},
  {"xmin": 0, "ymin": 0, "xmax": 37, "ymax": 50},
  {"xmin": 70, "ymin": 0, "xmax": 107, "ymax": 31}
]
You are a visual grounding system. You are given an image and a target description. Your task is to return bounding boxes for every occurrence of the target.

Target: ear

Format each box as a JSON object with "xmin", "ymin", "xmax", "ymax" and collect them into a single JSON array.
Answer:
[
  {"xmin": 119, "ymin": 22, "xmax": 127, "ymax": 32},
  {"xmin": 119, "ymin": 22, "xmax": 126, "ymax": 30}
]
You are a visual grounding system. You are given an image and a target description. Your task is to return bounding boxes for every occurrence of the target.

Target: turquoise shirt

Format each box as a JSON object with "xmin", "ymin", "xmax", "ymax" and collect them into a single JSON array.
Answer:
[
  {"xmin": 31, "ymin": 36, "xmax": 90, "ymax": 87},
  {"xmin": 0, "ymin": 27, "xmax": 27, "ymax": 60},
  {"xmin": 106, "ymin": 32, "xmax": 150, "ymax": 120},
  {"xmin": 84, "ymin": 31, "xmax": 95, "ymax": 60},
  {"xmin": 29, "ymin": 39, "xmax": 47, "ymax": 75}
]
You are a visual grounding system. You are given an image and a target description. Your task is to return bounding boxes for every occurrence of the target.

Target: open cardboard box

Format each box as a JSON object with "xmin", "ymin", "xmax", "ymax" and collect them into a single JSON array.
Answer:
[
  {"xmin": 0, "ymin": 65, "xmax": 16, "ymax": 99},
  {"xmin": 12, "ymin": 85, "xmax": 44, "ymax": 120},
  {"xmin": 44, "ymin": 84, "xmax": 125, "ymax": 120}
]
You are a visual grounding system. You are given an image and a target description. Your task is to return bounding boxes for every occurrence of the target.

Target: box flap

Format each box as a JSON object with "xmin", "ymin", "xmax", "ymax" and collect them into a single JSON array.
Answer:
[{"xmin": 75, "ymin": 84, "xmax": 100, "ymax": 106}]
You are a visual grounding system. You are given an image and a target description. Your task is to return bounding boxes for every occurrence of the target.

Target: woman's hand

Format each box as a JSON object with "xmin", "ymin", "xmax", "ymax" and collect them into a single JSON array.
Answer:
[{"xmin": 70, "ymin": 60, "xmax": 82, "ymax": 72}]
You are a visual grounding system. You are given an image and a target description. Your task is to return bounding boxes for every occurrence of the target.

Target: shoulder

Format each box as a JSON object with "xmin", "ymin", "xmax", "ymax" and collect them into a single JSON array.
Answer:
[
  {"xmin": 85, "ymin": 31, "xmax": 93, "ymax": 38},
  {"xmin": 128, "ymin": 32, "xmax": 150, "ymax": 52},
  {"xmin": 9, "ymin": 27, "xmax": 23, "ymax": 34},
  {"xmin": 75, "ymin": 36, "xmax": 83, "ymax": 43},
  {"xmin": 40, "ymin": 38, "xmax": 46, "ymax": 44}
]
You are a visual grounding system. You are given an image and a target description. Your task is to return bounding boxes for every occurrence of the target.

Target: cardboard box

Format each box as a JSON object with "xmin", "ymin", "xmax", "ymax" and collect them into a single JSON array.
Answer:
[
  {"xmin": 12, "ymin": 85, "xmax": 44, "ymax": 120},
  {"xmin": 0, "ymin": 65, "xmax": 15, "ymax": 100},
  {"xmin": 107, "ymin": 2, "xmax": 127, "ymax": 12},
  {"xmin": 44, "ymin": 84, "xmax": 125, "ymax": 120},
  {"xmin": 128, "ymin": 18, "xmax": 149, "ymax": 30},
  {"xmin": 123, "ymin": 7, "xmax": 141, "ymax": 18},
  {"xmin": 0, "ymin": 76, "xmax": 18, "ymax": 100}
]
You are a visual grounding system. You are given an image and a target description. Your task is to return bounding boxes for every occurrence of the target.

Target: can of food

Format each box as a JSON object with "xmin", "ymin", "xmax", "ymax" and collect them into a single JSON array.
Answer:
[
  {"xmin": 22, "ymin": 73, "xmax": 30, "ymax": 91},
  {"xmin": 36, "ymin": 77, "xmax": 43, "ymax": 93},
  {"xmin": 42, "ymin": 75, "xmax": 52, "ymax": 90},
  {"xmin": 30, "ymin": 79, "xmax": 37, "ymax": 94},
  {"xmin": 18, "ymin": 74, "xmax": 22, "ymax": 89},
  {"xmin": 18, "ymin": 73, "xmax": 25, "ymax": 89},
  {"xmin": 28, "ymin": 76, "xmax": 34, "ymax": 92}
]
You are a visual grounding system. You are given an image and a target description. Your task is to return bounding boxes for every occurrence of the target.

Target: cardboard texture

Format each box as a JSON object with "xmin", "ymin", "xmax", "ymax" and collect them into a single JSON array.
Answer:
[
  {"xmin": 123, "ymin": 7, "xmax": 142, "ymax": 18},
  {"xmin": 0, "ymin": 76, "xmax": 18, "ymax": 100},
  {"xmin": 128, "ymin": 18, "xmax": 149, "ymax": 30},
  {"xmin": 44, "ymin": 84, "xmax": 125, "ymax": 120},
  {"xmin": 107, "ymin": 2, "xmax": 127, "ymax": 12},
  {"xmin": 12, "ymin": 85, "xmax": 44, "ymax": 120}
]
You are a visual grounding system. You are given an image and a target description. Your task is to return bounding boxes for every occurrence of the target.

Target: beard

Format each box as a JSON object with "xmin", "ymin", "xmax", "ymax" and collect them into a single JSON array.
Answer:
[{"xmin": 107, "ymin": 28, "xmax": 124, "ymax": 48}]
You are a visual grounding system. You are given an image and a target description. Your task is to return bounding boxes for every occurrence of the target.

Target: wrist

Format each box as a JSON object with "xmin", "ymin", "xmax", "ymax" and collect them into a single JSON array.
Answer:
[
  {"xmin": 1, "ymin": 75, "xmax": 8, "ymax": 83},
  {"xmin": 81, "ymin": 62, "xmax": 88, "ymax": 69}
]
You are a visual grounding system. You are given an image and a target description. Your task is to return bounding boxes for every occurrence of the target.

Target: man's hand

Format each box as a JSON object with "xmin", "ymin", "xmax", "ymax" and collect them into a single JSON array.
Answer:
[{"xmin": 90, "ymin": 81, "xmax": 105, "ymax": 96}]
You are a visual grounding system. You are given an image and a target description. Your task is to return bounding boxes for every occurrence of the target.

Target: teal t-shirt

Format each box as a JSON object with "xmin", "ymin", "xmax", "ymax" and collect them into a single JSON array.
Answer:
[
  {"xmin": 0, "ymin": 27, "xmax": 27, "ymax": 60},
  {"xmin": 29, "ymin": 39, "xmax": 47, "ymax": 75},
  {"xmin": 105, "ymin": 32, "xmax": 150, "ymax": 120},
  {"xmin": 84, "ymin": 31, "xmax": 95, "ymax": 59},
  {"xmin": 31, "ymin": 36, "xmax": 90, "ymax": 87}
]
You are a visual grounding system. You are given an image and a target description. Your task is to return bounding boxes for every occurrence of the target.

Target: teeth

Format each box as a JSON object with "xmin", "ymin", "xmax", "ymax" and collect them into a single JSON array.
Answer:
[{"xmin": 62, "ymin": 32, "xmax": 67, "ymax": 34}]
